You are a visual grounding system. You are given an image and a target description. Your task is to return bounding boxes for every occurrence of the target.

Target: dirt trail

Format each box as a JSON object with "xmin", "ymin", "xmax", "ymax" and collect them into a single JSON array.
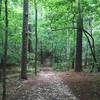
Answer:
[{"xmin": 12, "ymin": 67, "xmax": 78, "ymax": 100}]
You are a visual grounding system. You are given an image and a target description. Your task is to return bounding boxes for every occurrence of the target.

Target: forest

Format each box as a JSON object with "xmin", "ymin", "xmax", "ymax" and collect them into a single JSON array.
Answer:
[{"xmin": 0, "ymin": 0, "xmax": 100, "ymax": 100}]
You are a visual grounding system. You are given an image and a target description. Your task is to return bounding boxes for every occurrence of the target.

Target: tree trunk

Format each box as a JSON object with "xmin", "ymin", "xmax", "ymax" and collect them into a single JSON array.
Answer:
[
  {"xmin": 71, "ymin": 48, "xmax": 75, "ymax": 69},
  {"xmin": 75, "ymin": 0, "xmax": 83, "ymax": 72},
  {"xmin": 72, "ymin": 21, "xmax": 76, "ymax": 69},
  {"xmin": 34, "ymin": 0, "xmax": 38, "ymax": 75},
  {"xmin": 84, "ymin": 43, "xmax": 88, "ymax": 67},
  {"xmin": 41, "ymin": 42, "xmax": 43, "ymax": 65},
  {"xmin": 0, "ymin": 0, "xmax": 3, "ymax": 81},
  {"xmin": 0, "ymin": 0, "xmax": 2, "ymax": 16},
  {"xmin": 21, "ymin": 0, "xmax": 28, "ymax": 79},
  {"xmin": 28, "ymin": 24, "xmax": 33, "ymax": 52},
  {"xmin": 2, "ymin": 0, "xmax": 8, "ymax": 100}
]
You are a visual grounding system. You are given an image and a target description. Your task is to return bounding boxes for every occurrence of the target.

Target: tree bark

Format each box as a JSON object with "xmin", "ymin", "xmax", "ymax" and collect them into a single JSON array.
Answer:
[
  {"xmin": 34, "ymin": 0, "xmax": 38, "ymax": 75},
  {"xmin": 2, "ymin": 0, "xmax": 8, "ymax": 100},
  {"xmin": 0, "ymin": 0, "xmax": 2, "ymax": 81},
  {"xmin": 72, "ymin": 21, "xmax": 76, "ymax": 69},
  {"xmin": 75, "ymin": 0, "xmax": 83, "ymax": 72},
  {"xmin": 21, "ymin": 0, "xmax": 28, "ymax": 79}
]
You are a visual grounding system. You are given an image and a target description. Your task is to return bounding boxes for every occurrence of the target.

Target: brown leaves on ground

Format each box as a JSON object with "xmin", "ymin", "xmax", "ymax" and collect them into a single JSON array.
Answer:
[
  {"xmin": 10, "ymin": 67, "xmax": 77, "ymax": 100},
  {"xmin": 58, "ymin": 72, "xmax": 100, "ymax": 100},
  {"xmin": 1, "ymin": 67, "xmax": 100, "ymax": 100}
]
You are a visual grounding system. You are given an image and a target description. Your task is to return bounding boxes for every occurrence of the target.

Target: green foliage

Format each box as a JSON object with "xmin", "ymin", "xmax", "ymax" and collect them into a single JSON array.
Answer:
[{"xmin": 0, "ymin": 0, "xmax": 100, "ymax": 72}]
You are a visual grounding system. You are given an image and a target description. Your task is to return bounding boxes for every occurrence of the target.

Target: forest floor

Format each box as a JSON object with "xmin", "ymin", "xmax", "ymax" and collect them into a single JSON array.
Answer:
[
  {"xmin": 10, "ymin": 67, "xmax": 77, "ymax": 100},
  {"xmin": 0, "ymin": 66, "xmax": 100, "ymax": 100}
]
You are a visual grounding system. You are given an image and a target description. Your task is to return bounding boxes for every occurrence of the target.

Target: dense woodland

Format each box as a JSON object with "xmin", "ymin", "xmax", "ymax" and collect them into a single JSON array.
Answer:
[{"xmin": 0, "ymin": 0, "xmax": 100, "ymax": 100}]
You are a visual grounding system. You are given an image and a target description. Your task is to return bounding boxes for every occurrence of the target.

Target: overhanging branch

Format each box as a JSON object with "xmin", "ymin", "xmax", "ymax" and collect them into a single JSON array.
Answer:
[
  {"xmin": 83, "ymin": 29, "xmax": 96, "ymax": 58},
  {"xmin": 83, "ymin": 29, "xmax": 97, "ymax": 63},
  {"xmin": 51, "ymin": 27, "xmax": 77, "ymax": 31}
]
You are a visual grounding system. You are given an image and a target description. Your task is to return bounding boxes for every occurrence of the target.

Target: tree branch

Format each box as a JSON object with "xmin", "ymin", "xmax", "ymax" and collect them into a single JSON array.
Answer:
[
  {"xmin": 51, "ymin": 27, "xmax": 77, "ymax": 31},
  {"xmin": 83, "ymin": 31, "xmax": 97, "ymax": 63},
  {"xmin": 83, "ymin": 29, "xmax": 96, "ymax": 54}
]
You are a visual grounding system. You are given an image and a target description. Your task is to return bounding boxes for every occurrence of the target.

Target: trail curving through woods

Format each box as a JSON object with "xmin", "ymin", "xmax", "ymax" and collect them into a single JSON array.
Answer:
[{"xmin": 12, "ymin": 67, "xmax": 78, "ymax": 100}]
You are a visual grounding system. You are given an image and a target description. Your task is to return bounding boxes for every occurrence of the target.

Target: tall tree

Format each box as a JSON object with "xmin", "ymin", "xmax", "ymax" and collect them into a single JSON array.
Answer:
[
  {"xmin": 0, "ymin": 0, "xmax": 2, "ymax": 80},
  {"xmin": 2, "ymin": 0, "xmax": 8, "ymax": 99},
  {"xmin": 34, "ymin": 0, "xmax": 38, "ymax": 75},
  {"xmin": 75, "ymin": 0, "xmax": 83, "ymax": 72},
  {"xmin": 21, "ymin": 0, "xmax": 29, "ymax": 79}
]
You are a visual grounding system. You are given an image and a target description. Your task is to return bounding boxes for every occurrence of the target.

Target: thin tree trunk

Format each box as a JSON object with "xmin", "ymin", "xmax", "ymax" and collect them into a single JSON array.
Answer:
[
  {"xmin": 21, "ymin": 0, "xmax": 28, "ymax": 79},
  {"xmin": 72, "ymin": 21, "xmax": 76, "ymax": 69},
  {"xmin": 0, "ymin": 0, "xmax": 3, "ymax": 48},
  {"xmin": 85, "ymin": 43, "xmax": 88, "ymax": 67},
  {"xmin": 0, "ymin": 0, "xmax": 2, "ymax": 16},
  {"xmin": 0, "ymin": 0, "xmax": 3, "ymax": 80},
  {"xmin": 2, "ymin": 0, "xmax": 8, "ymax": 100},
  {"xmin": 41, "ymin": 42, "xmax": 43, "ymax": 65},
  {"xmin": 75, "ymin": 0, "xmax": 83, "ymax": 72},
  {"xmin": 34, "ymin": 0, "xmax": 38, "ymax": 75},
  {"xmin": 72, "ymin": 49, "xmax": 75, "ymax": 69},
  {"xmin": 28, "ymin": 24, "xmax": 33, "ymax": 52}
]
